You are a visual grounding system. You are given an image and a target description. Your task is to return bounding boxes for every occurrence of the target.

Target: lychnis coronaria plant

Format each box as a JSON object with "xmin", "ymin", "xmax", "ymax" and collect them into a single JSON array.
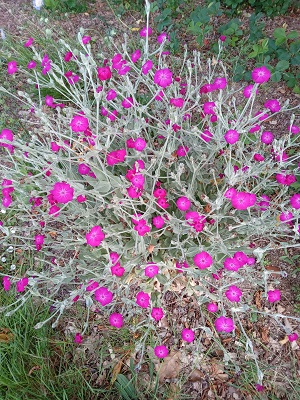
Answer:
[{"xmin": 0, "ymin": 0, "xmax": 299, "ymax": 389}]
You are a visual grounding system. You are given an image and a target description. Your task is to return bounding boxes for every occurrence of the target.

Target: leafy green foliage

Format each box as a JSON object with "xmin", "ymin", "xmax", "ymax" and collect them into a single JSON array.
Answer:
[
  {"xmin": 222, "ymin": 0, "xmax": 299, "ymax": 17},
  {"xmin": 44, "ymin": 0, "xmax": 95, "ymax": 14}
]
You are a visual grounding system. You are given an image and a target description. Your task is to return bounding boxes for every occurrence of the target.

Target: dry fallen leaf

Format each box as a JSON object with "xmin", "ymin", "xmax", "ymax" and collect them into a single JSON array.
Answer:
[
  {"xmin": 261, "ymin": 326, "xmax": 270, "ymax": 344},
  {"xmin": 0, "ymin": 329, "xmax": 14, "ymax": 343},
  {"xmin": 111, "ymin": 359, "xmax": 123, "ymax": 385},
  {"xmin": 254, "ymin": 290, "xmax": 262, "ymax": 310},
  {"xmin": 28, "ymin": 365, "xmax": 41, "ymax": 375},
  {"xmin": 279, "ymin": 336, "xmax": 289, "ymax": 346},
  {"xmin": 189, "ymin": 369, "xmax": 204, "ymax": 382},
  {"xmin": 158, "ymin": 351, "xmax": 183, "ymax": 382}
]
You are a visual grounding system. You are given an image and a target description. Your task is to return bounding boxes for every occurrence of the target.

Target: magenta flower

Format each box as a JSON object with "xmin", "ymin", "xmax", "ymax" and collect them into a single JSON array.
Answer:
[
  {"xmin": 7, "ymin": 61, "xmax": 18, "ymax": 75},
  {"xmin": 51, "ymin": 182, "xmax": 74, "ymax": 204},
  {"xmin": 131, "ymin": 49, "xmax": 141, "ymax": 63},
  {"xmin": 97, "ymin": 66, "xmax": 112, "ymax": 81},
  {"xmin": 231, "ymin": 191, "xmax": 256, "ymax": 210},
  {"xmin": 203, "ymin": 102, "xmax": 216, "ymax": 115},
  {"xmin": 264, "ymin": 99, "xmax": 280, "ymax": 112},
  {"xmin": 156, "ymin": 197, "xmax": 170, "ymax": 209},
  {"xmin": 122, "ymin": 97, "xmax": 134, "ymax": 108},
  {"xmin": 106, "ymin": 89, "xmax": 117, "ymax": 101},
  {"xmin": 224, "ymin": 257, "xmax": 240, "ymax": 272},
  {"xmin": 224, "ymin": 187, "xmax": 237, "ymax": 199},
  {"xmin": 152, "ymin": 215, "xmax": 165, "ymax": 229},
  {"xmin": 78, "ymin": 163, "xmax": 91, "ymax": 175},
  {"xmin": 136, "ymin": 291, "xmax": 150, "ymax": 308},
  {"xmin": 215, "ymin": 316, "xmax": 235, "ymax": 333},
  {"xmin": 109, "ymin": 313, "xmax": 123, "ymax": 328},
  {"xmin": 0, "ymin": 128, "xmax": 14, "ymax": 153},
  {"xmin": 252, "ymin": 66, "xmax": 271, "ymax": 84},
  {"xmin": 207, "ymin": 303, "xmax": 218, "ymax": 312},
  {"xmin": 157, "ymin": 32, "xmax": 170, "ymax": 43},
  {"xmin": 111, "ymin": 264, "xmax": 125, "ymax": 277},
  {"xmin": 201, "ymin": 129, "xmax": 213, "ymax": 143},
  {"xmin": 290, "ymin": 124, "xmax": 300, "ymax": 134},
  {"xmin": 16, "ymin": 277, "xmax": 29, "ymax": 293},
  {"xmin": 219, "ymin": 35, "xmax": 226, "ymax": 42},
  {"xmin": 127, "ymin": 185, "xmax": 142, "ymax": 199},
  {"xmin": 82, "ymin": 35, "xmax": 91, "ymax": 44},
  {"xmin": 267, "ymin": 289, "xmax": 281, "ymax": 303},
  {"xmin": 155, "ymin": 90, "xmax": 164, "ymax": 101},
  {"xmin": 134, "ymin": 220, "xmax": 151, "ymax": 236},
  {"xmin": 224, "ymin": 129, "xmax": 239, "ymax": 144},
  {"xmin": 140, "ymin": 26, "xmax": 152, "ymax": 37},
  {"xmin": 77, "ymin": 195, "xmax": 87, "ymax": 203},
  {"xmin": 142, "ymin": 60, "xmax": 153, "ymax": 74},
  {"xmin": 49, "ymin": 205, "xmax": 60, "ymax": 217},
  {"xmin": 290, "ymin": 194, "xmax": 300, "ymax": 209},
  {"xmin": 24, "ymin": 37, "xmax": 34, "ymax": 47},
  {"xmin": 134, "ymin": 138, "xmax": 147, "ymax": 151},
  {"xmin": 233, "ymin": 251, "xmax": 248, "ymax": 267},
  {"xmin": 153, "ymin": 68, "xmax": 173, "ymax": 88},
  {"xmin": 34, "ymin": 234, "xmax": 45, "ymax": 251},
  {"xmin": 145, "ymin": 263, "xmax": 159, "ymax": 278},
  {"xmin": 177, "ymin": 145, "xmax": 189, "ymax": 157},
  {"xmin": 70, "ymin": 115, "xmax": 89, "ymax": 132},
  {"xmin": 74, "ymin": 333, "xmax": 83, "ymax": 343},
  {"xmin": 106, "ymin": 149, "xmax": 126, "ymax": 165},
  {"xmin": 86, "ymin": 225, "xmax": 105, "ymax": 247},
  {"xmin": 194, "ymin": 251, "xmax": 213, "ymax": 269},
  {"xmin": 86, "ymin": 280, "xmax": 99, "ymax": 291},
  {"xmin": 170, "ymin": 98, "xmax": 184, "ymax": 108},
  {"xmin": 181, "ymin": 328, "xmax": 195, "ymax": 343},
  {"xmin": 2, "ymin": 276, "xmax": 11, "ymax": 291},
  {"xmin": 94, "ymin": 286, "xmax": 113, "ymax": 306},
  {"xmin": 288, "ymin": 333, "xmax": 298, "ymax": 342},
  {"xmin": 154, "ymin": 345, "xmax": 169, "ymax": 358},
  {"xmin": 213, "ymin": 77, "xmax": 227, "ymax": 90},
  {"xmin": 253, "ymin": 153, "xmax": 264, "ymax": 162},
  {"xmin": 27, "ymin": 60, "xmax": 37, "ymax": 69},
  {"xmin": 131, "ymin": 174, "xmax": 145, "ymax": 189},
  {"xmin": 64, "ymin": 51, "xmax": 73, "ymax": 62},
  {"xmin": 276, "ymin": 173, "xmax": 296, "ymax": 186},
  {"xmin": 243, "ymin": 84, "xmax": 257, "ymax": 98},
  {"xmin": 255, "ymin": 384, "xmax": 265, "ymax": 392},
  {"xmin": 151, "ymin": 307, "xmax": 164, "ymax": 321},
  {"xmin": 279, "ymin": 211, "xmax": 293, "ymax": 224},
  {"xmin": 225, "ymin": 285, "xmax": 242, "ymax": 302},
  {"xmin": 176, "ymin": 196, "xmax": 191, "ymax": 211},
  {"xmin": 261, "ymin": 131, "xmax": 274, "ymax": 144}
]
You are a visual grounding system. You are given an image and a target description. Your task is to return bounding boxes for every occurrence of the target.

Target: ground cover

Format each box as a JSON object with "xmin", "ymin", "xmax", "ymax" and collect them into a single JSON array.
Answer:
[{"xmin": 0, "ymin": 1, "xmax": 300, "ymax": 399}]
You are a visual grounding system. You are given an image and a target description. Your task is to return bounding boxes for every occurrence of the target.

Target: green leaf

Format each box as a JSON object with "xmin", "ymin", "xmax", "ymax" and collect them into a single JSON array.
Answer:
[
  {"xmin": 290, "ymin": 40, "xmax": 300, "ymax": 54},
  {"xmin": 287, "ymin": 31, "xmax": 299, "ymax": 40},
  {"xmin": 273, "ymin": 27, "xmax": 286, "ymax": 40},
  {"xmin": 271, "ymin": 71, "xmax": 282, "ymax": 82},
  {"xmin": 275, "ymin": 60, "xmax": 290, "ymax": 71},
  {"xmin": 291, "ymin": 55, "xmax": 300, "ymax": 66}
]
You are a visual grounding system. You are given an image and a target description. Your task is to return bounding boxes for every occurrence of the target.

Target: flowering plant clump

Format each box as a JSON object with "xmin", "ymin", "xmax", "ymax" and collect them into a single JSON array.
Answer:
[{"xmin": 0, "ymin": 0, "xmax": 299, "ymax": 388}]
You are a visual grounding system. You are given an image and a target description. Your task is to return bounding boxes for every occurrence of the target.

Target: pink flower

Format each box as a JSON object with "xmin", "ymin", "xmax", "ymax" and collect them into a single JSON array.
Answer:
[
  {"xmin": 136, "ymin": 291, "xmax": 150, "ymax": 308},
  {"xmin": 201, "ymin": 129, "xmax": 213, "ymax": 142},
  {"xmin": 51, "ymin": 142, "xmax": 60, "ymax": 152},
  {"xmin": 181, "ymin": 328, "xmax": 195, "ymax": 343},
  {"xmin": 224, "ymin": 129, "xmax": 239, "ymax": 144},
  {"xmin": 86, "ymin": 225, "xmax": 105, "ymax": 247},
  {"xmin": 82, "ymin": 35, "xmax": 91, "ymax": 44},
  {"xmin": 254, "ymin": 153, "xmax": 264, "ymax": 162},
  {"xmin": 231, "ymin": 191, "xmax": 256, "ymax": 210},
  {"xmin": 157, "ymin": 32, "xmax": 170, "ymax": 43},
  {"xmin": 290, "ymin": 194, "xmax": 300, "ymax": 209},
  {"xmin": 134, "ymin": 138, "xmax": 147, "ymax": 151},
  {"xmin": 153, "ymin": 188, "xmax": 167, "ymax": 198},
  {"xmin": 155, "ymin": 90, "xmax": 164, "ymax": 101},
  {"xmin": 151, "ymin": 307, "xmax": 164, "ymax": 321},
  {"xmin": 127, "ymin": 185, "xmax": 142, "ymax": 199},
  {"xmin": 74, "ymin": 333, "xmax": 83, "ymax": 343},
  {"xmin": 203, "ymin": 102, "xmax": 216, "ymax": 115},
  {"xmin": 276, "ymin": 173, "xmax": 296, "ymax": 186},
  {"xmin": 255, "ymin": 384, "xmax": 264, "ymax": 392},
  {"xmin": 94, "ymin": 286, "xmax": 113, "ymax": 306},
  {"xmin": 7, "ymin": 61, "xmax": 18, "ymax": 75},
  {"xmin": 267, "ymin": 289, "xmax": 281, "ymax": 303},
  {"xmin": 86, "ymin": 280, "xmax": 99, "ymax": 291},
  {"xmin": 106, "ymin": 149, "xmax": 126, "ymax": 165},
  {"xmin": 49, "ymin": 205, "xmax": 60, "ymax": 217},
  {"xmin": 243, "ymin": 84, "xmax": 257, "ymax": 98},
  {"xmin": 134, "ymin": 220, "xmax": 151, "ymax": 236},
  {"xmin": 142, "ymin": 60, "xmax": 153, "ymax": 74},
  {"xmin": 2, "ymin": 196, "xmax": 12, "ymax": 208},
  {"xmin": 97, "ymin": 66, "xmax": 112, "ymax": 81},
  {"xmin": 249, "ymin": 124, "xmax": 260, "ymax": 133},
  {"xmin": 131, "ymin": 49, "xmax": 141, "ymax": 63},
  {"xmin": 224, "ymin": 188, "xmax": 237, "ymax": 199},
  {"xmin": 156, "ymin": 197, "xmax": 170, "ymax": 209},
  {"xmin": 289, "ymin": 124, "xmax": 300, "ymax": 134},
  {"xmin": 78, "ymin": 163, "xmax": 91, "ymax": 175},
  {"xmin": 154, "ymin": 68, "xmax": 173, "ymax": 88},
  {"xmin": 194, "ymin": 251, "xmax": 213, "ymax": 269},
  {"xmin": 24, "ymin": 37, "xmax": 34, "ymax": 47},
  {"xmin": 122, "ymin": 97, "xmax": 134, "ymax": 108},
  {"xmin": 264, "ymin": 99, "xmax": 280, "ymax": 112},
  {"xmin": 140, "ymin": 26, "xmax": 152, "ymax": 37},
  {"xmin": 27, "ymin": 60, "xmax": 37, "ymax": 69},
  {"xmin": 0, "ymin": 128, "xmax": 14, "ymax": 153},
  {"xmin": 233, "ymin": 251, "xmax": 248, "ymax": 267},
  {"xmin": 261, "ymin": 131, "xmax": 274, "ymax": 144},
  {"xmin": 109, "ymin": 313, "xmax": 123, "ymax": 328},
  {"xmin": 154, "ymin": 345, "xmax": 169, "ymax": 358},
  {"xmin": 51, "ymin": 182, "xmax": 74, "ymax": 204},
  {"xmin": 215, "ymin": 316, "xmax": 235, "ymax": 333},
  {"xmin": 213, "ymin": 77, "xmax": 227, "ymax": 90},
  {"xmin": 2, "ymin": 276, "xmax": 11, "ymax": 291},
  {"xmin": 34, "ymin": 234, "xmax": 45, "ymax": 251},
  {"xmin": 145, "ymin": 263, "xmax": 159, "ymax": 278},
  {"xmin": 252, "ymin": 66, "xmax": 271, "ymax": 84},
  {"xmin": 225, "ymin": 285, "xmax": 242, "ymax": 302},
  {"xmin": 170, "ymin": 98, "xmax": 184, "ymax": 108},
  {"xmin": 279, "ymin": 211, "xmax": 293, "ymax": 224},
  {"xmin": 219, "ymin": 35, "xmax": 226, "ymax": 42},
  {"xmin": 176, "ymin": 145, "xmax": 189, "ymax": 157},
  {"xmin": 176, "ymin": 197, "xmax": 191, "ymax": 211},
  {"xmin": 288, "ymin": 333, "xmax": 298, "ymax": 342},
  {"xmin": 16, "ymin": 277, "xmax": 29, "ymax": 293},
  {"xmin": 224, "ymin": 257, "xmax": 240, "ymax": 272},
  {"xmin": 106, "ymin": 89, "xmax": 117, "ymax": 101},
  {"xmin": 111, "ymin": 264, "xmax": 125, "ymax": 277},
  {"xmin": 207, "ymin": 303, "xmax": 218, "ymax": 312},
  {"xmin": 70, "ymin": 115, "xmax": 89, "ymax": 132},
  {"xmin": 77, "ymin": 194, "xmax": 87, "ymax": 203},
  {"xmin": 152, "ymin": 215, "xmax": 165, "ymax": 229},
  {"xmin": 64, "ymin": 51, "xmax": 73, "ymax": 62}
]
